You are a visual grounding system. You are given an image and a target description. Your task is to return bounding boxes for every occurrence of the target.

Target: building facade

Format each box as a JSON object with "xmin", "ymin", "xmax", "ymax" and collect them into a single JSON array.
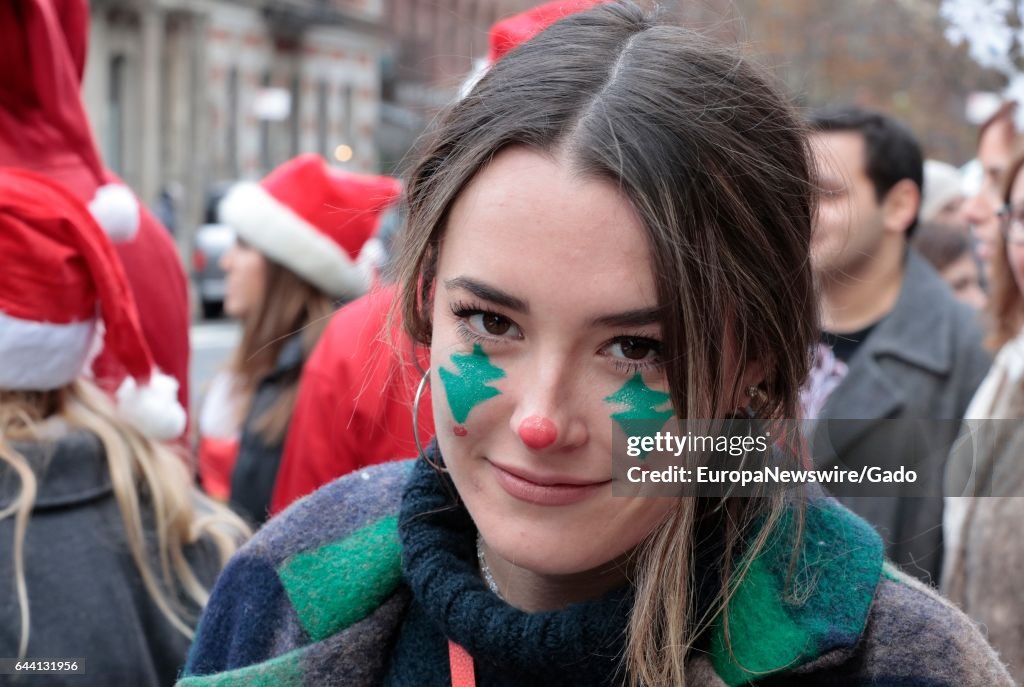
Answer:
[{"xmin": 83, "ymin": 0, "xmax": 389, "ymax": 252}]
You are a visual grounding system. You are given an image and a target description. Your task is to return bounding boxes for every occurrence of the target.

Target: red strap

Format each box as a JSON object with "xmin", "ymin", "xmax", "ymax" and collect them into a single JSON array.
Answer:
[{"xmin": 448, "ymin": 639, "xmax": 476, "ymax": 687}]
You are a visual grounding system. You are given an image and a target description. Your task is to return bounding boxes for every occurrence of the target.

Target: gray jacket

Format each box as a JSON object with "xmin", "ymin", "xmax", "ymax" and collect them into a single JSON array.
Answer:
[
  {"xmin": 809, "ymin": 249, "xmax": 990, "ymax": 584},
  {"xmin": 0, "ymin": 428, "xmax": 223, "ymax": 686}
]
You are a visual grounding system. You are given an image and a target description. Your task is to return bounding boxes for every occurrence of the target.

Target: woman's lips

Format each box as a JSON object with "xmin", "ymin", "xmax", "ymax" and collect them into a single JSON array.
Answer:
[{"xmin": 489, "ymin": 460, "xmax": 609, "ymax": 506}]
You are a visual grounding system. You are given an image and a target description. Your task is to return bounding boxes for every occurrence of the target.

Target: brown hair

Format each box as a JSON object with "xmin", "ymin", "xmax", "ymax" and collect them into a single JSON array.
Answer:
[
  {"xmin": 393, "ymin": 3, "xmax": 818, "ymax": 684},
  {"xmin": 987, "ymin": 149, "xmax": 1024, "ymax": 350},
  {"xmin": 229, "ymin": 258, "xmax": 335, "ymax": 444}
]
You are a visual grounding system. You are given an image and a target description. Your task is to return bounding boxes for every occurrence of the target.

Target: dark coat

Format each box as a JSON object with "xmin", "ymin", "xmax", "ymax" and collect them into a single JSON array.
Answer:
[
  {"xmin": 0, "ymin": 426, "xmax": 223, "ymax": 687},
  {"xmin": 177, "ymin": 459, "xmax": 1013, "ymax": 687},
  {"xmin": 229, "ymin": 335, "xmax": 305, "ymax": 524},
  {"xmin": 809, "ymin": 249, "xmax": 990, "ymax": 584}
]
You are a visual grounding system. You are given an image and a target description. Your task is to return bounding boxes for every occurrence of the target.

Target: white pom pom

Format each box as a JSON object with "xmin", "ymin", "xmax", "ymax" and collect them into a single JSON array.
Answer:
[
  {"xmin": 116, "ymin": 371, "xmax": 187, "ymax": 441},
  {"xmin": 89, "ymin": 184, "xmax": 140, "ymax": 242}
]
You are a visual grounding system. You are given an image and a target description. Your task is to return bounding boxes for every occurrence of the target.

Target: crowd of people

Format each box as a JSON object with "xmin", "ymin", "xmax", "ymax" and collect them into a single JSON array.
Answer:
[{"xmin": 2, "ymin": 0, "xmax": 1024, "ymax": 685}]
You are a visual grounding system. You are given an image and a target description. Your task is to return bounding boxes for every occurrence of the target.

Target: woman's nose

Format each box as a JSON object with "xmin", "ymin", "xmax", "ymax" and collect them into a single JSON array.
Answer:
[{"xmin": 509, "ymin": 363, "xmax": 587, "ymax": 451}]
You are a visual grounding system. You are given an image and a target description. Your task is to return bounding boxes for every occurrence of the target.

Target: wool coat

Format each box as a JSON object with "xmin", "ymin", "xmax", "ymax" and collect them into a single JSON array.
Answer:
[
  {"xmin": 808, "ymin": 249, "xmax": 990, "ymax": 584},
  {"xmin": 179, "ymin": 458, "xmax": 1013, "ymax": 687},
  {"xmin": 0, "ymin": 427, "xmax": 224, "ymax": 686},
  {"xmin": 943, "ymin": 328, "xmax": 1024, "ymax": 682}
]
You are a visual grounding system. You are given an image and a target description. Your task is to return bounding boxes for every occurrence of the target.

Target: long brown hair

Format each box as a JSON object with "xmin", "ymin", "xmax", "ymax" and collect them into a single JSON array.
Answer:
[
  {"xmin": 0, "ymin": 381, "xmax": 250, "ymax": 658},
  {"xmin": 393, "ymin": 3, "xmax": 817, "ymax": 684},
  {"xmin": 230, "ymin": 258, "xmax": 335, "ymax": 444},
  {"xmin": 987, "ymin": 150, "xmax": 1024, "ymax": 350}
]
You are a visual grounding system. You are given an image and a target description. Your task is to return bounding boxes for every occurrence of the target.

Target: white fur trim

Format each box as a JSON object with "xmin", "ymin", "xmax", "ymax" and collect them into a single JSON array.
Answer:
[
  {"xmin": 0, "ymin": 312, "xmax": 95, "ymax": 390},
  {"xmin": 116, "ymin": 370, "xmax": 187, "ymax": 441},
  {"xmin": 219, "ymin": 182, "xmax": 371, "ymax": 299},
  {"xmin": 89, "ymin": 184, "xmax": 140, "ymax": 242}
]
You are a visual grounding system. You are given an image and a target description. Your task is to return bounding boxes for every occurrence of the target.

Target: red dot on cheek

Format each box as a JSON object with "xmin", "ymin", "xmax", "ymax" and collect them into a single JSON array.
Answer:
[
  {"xmin": 518, "ymin": 416, "xmax": 557, "ymax": 449},
  {"xmin": 453, "ymin": 425, "xmax": 468, "ymax": 437}
]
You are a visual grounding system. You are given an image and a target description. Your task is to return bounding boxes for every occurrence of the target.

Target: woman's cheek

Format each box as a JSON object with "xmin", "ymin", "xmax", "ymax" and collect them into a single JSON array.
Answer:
[{"xmin": 435, "ymin": 343, "xmax": 508, "ymax": 439}]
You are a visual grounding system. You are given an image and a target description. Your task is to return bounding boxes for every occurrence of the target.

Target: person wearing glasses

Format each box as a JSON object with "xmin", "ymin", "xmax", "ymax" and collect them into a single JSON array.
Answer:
[{"xmin": 944, "ymin": 149, "xmax": 1024, "ymax": 683}]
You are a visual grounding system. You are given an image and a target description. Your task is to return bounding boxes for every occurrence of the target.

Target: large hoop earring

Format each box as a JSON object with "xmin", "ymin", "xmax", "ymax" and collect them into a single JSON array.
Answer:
[{"xmin": 412, "ymin": 367, "xmax": 431, "ymax": 460}]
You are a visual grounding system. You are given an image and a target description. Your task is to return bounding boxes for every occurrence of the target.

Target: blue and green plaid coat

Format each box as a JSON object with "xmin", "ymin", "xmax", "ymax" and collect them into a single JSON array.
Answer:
[{"xmin": 178, "ymin": 460, "xmax": 1012, "ymax": 686}]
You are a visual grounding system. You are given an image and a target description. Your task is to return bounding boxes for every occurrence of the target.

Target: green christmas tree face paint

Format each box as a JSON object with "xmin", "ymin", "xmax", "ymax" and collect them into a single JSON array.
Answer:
[
  {"xmin": 604, "ymin": 374, "xmax": 674, "ymax": 457},
  {"xmin": 438, "ymin": 343, "xmax": 506, "ymax": 426}
]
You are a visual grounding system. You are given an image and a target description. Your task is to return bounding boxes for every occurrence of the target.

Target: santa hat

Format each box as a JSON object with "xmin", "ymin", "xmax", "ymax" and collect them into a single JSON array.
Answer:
[
  {"xmin": 218, "ymin": 154, "xmax": 401, "ymax": 300},
  {"xmin": 0, "ymin": 0, "xmax": 140, "ymax": 241},
  {"xmin": 488, "ymin": 0, "xmax": 606, "ymax": 63},
  {"xmin": 0, "ymin": 168, "xmax": 185, "ymax": 440},
  {"xmin": 460, "ymin": 0, "xmax": 605, "ymax": 97}
]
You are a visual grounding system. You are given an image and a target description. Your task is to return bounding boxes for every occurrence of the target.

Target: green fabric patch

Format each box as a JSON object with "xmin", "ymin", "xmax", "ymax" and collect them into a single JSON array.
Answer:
[
  {"xmin": 710, "ymin": 499, "xmax": 883, "ymax": 686},
  {"xmin": 439, "ymin": 343, "xmax": 506, "ymax": 424},
  {"xmin": 176, "ymin": 647, "xmax": 304, "ymax": 687},
  {"xmin": 278, "ymin": 515, "xmax": 402, "ymax": 642}
]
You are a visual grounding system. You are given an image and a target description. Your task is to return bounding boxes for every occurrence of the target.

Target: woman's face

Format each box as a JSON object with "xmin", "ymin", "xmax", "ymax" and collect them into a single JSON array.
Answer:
[
  {"xmin": 429, "ymin": 147, "xmax": 677, "ymax": 577},
  {"xmin": 220, "ymin": 239, "xmax": 267, "ymax": 320},
  {"xmin": 1006, "ymin": 171, "xmax": 1024, "ymax": 298}
]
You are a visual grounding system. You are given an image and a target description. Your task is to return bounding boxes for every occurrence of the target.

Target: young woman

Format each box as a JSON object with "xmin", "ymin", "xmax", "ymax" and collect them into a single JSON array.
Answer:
[
  {"xmin": 0, "ymin": 168, "xmax": 248, "ymax": 686},
  {"xmin": 180, "ymin": 4, "xmax": 1012, "ymax": 685},
  {"xmin": 197, "ymin": 154, "xmax": 400, "ymax": 523},
  {"xmin": 943, "ymin": 149, "xmax": 1024, "ymax": 683}
]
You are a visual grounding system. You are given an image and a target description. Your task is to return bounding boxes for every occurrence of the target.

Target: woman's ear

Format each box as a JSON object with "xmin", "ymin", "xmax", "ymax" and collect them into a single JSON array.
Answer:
[{"xmin": 739, "ymin": 358, "xmax": 767, "ymax": 406}]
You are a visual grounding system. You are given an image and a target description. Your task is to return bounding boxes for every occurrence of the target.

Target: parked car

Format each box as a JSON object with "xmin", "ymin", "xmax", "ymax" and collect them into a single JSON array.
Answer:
[{"xmin": 192, "ymin": 183, "xmax": 235, "ymax": 319}]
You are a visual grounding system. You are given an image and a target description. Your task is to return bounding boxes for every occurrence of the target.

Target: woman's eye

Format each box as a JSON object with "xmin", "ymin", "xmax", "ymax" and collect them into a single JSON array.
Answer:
[
  {"xmin": 608, "ymin": 337, "xmax": 660, "ymax": 362},
  {"xmin": 468, "ymin": 312, "xmax": 519, "ymax": 338}
]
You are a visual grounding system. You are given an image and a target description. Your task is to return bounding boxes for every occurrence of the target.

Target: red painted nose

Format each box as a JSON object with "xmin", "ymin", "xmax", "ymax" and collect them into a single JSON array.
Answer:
[{"xmin": 518, "ymin": 416, "xmax": 558, "ymax": 450}]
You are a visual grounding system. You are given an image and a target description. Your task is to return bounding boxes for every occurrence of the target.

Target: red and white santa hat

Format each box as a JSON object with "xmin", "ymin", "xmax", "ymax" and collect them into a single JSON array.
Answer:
[
  {"xmin": 488, "ymin": 0, "xmax": 605, "ymax": 62},
  {"xmin": 459, "ymin": 0, "xmax": 606, "ymax": 97},
  {"xmin": 218, "ymin": 154, "xmax": 401, "ymax": 299},
  {"xmin": 0, "ymin": 167, "xmax": 185, "ymax": 440},
  {"xmin": 0, "ymin": 0, "xmax": 140, "ymax": 242}
]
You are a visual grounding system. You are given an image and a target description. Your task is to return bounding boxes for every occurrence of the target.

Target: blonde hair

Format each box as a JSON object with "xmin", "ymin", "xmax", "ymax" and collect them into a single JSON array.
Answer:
[{"xmin": 0, "ymin": 380, "xmax": 251, "ymax": 658}]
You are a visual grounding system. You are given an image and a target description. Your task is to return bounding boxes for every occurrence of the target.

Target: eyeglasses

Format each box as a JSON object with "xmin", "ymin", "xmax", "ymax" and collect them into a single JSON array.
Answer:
[{"xmin": 997, "ymin": 203, "xmax": 1024, "ymax": 245}]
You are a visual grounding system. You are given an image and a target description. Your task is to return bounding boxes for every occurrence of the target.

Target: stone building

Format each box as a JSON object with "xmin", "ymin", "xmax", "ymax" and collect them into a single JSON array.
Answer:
[{"xmin": 83, "ymin": 0, "xmax": 390, "ymax": 251}]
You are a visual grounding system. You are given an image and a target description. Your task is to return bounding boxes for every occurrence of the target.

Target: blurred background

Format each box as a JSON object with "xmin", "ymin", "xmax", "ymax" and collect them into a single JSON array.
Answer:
[{"xmin": 81, "ymin": 0, "xmax": 999, "ymax": 405}]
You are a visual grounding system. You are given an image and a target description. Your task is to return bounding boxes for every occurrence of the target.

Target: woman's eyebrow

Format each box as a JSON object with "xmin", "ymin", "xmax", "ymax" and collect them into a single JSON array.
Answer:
[
  {"xmin": 590, "ymin": 307, "xmax": 663, "ymax": 329},
  {"xmin": 444, "ymin": 277, "xmax": 529, "ymax": 313}
]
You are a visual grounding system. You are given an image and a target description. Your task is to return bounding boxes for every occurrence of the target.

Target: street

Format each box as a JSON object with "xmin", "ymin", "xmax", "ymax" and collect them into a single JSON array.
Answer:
[{"xmin": 189, "ymin": 318, "xmax": 239, "ymax": 415}]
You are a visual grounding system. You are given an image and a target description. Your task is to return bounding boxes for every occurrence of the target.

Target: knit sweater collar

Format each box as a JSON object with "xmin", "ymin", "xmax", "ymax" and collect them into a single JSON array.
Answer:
[
  {"xmin": 398, "ymin": 448, "xmax": 885, "ymax": 686},
  {"xmin": 398, "ymin": 454, "xmax": 631, "ymax": 683}
]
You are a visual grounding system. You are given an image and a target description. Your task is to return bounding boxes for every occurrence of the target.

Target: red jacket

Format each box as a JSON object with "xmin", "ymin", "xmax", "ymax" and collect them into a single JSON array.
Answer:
[{"xmin": 270, "ymin": 286, "xmax": 433, "ymax": 513}]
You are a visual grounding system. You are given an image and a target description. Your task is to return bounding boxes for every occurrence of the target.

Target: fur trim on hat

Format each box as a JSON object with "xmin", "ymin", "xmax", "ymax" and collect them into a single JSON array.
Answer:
[
  {"xmin": 89, "ymin": 183, "xmax": 140, "ymax": 241},
  {"xmin": 116, "ymin": 370, "xmax": 187, "ymax": 441},
  {"xmin": 219, "ymin": 182, "xmax": 371, "ymax": 299},
  {"xmin": 0, "ymin": 311, "xmax": 96, "ymax": 390}
]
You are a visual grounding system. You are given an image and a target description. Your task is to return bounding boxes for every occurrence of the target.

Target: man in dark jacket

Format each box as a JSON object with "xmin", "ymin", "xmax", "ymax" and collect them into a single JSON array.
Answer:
[{"xmin": 803, "ymin": 106, "xmax": 990, "ymax": 584}]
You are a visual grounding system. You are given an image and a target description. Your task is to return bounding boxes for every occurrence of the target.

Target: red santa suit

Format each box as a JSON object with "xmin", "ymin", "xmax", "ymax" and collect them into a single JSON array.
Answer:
[
  {"xmin": 271, "ymin": 285, "xmax": 433, "ymax": 513},
  {"xmin": 0, "ymin": 0, "xmax": 191, "ymax": 417}
]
